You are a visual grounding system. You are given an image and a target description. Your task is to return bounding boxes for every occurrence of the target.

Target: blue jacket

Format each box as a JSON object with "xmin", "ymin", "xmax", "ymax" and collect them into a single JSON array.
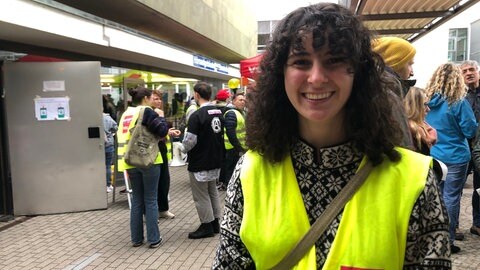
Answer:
[
  {"xmin": 103, "ymin": 113, "xmax": 118, "ymax": 148},
  {"xmin": 426, "ymin": 93, "xmax": 477, "ymax": 164}
]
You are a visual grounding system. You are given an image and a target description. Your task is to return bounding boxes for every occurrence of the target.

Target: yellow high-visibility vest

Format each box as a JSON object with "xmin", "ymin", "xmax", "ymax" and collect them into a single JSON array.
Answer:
[
  {"xmin": 166, "ymin": 135, "xmax": 172, "ymax": 161},
  {"xmin": 117, "ymin": 106, "xmax": 163, "ymax": 171},
  {"xmin": 224, "ymin": 109, "xmax": 246, "ymax": 150},
  {"xmin": 239, "ymin": 147, "xmax": 430, "ymax": 270}
]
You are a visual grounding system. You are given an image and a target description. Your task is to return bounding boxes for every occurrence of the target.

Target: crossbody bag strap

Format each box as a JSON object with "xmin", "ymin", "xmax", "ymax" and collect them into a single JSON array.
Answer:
[
  {"xmin": 271, "ymin": 161, "xmax": 374, "ymax": 270},
  {"xmin": 129, "ymin": 107, "xmax": 145, "ymax": 132},
  {"xmin": 136, "ymin": 107, "xmax": 145, "ymax": 127}
]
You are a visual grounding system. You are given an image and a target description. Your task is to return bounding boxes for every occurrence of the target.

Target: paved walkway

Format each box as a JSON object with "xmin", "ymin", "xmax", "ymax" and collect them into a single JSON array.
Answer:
[{"xmin": 0, "ymin": 166, "xmax": 479, "ymax": 269}]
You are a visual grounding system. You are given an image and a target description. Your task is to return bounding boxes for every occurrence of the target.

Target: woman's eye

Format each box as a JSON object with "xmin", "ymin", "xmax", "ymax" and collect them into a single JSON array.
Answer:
[
  {"xmin": 325, "ymin": 57, "xmax": 354, "ymax": 73},
  {"xmin": 325, "ymin": 57, "xmax": 346, "ymax": 65},
  {"xmin": 288, "ymin": 58, "xmax": 311, "ymax": 68}
]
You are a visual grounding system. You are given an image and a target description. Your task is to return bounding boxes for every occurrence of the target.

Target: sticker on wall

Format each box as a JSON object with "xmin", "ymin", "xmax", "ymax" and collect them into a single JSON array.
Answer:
[
  {"xmin": 43, "ymin": 80, "xmax": 65, "ymax": 92},
  {"xmin": 34, "ymin": 96, "xmax": 71, "ymax": 121}
]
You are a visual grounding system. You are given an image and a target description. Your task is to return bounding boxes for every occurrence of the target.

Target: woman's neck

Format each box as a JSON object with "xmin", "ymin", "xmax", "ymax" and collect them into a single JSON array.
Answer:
[{"xmin": 299, "ymin": 118, "xmax": 347, "ymax": 149}]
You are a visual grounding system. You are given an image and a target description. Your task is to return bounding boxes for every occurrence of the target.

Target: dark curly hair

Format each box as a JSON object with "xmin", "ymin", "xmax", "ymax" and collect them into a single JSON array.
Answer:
[{"xmin": 246, "ymin": 3, "xmax": 402, "ymax": 165}]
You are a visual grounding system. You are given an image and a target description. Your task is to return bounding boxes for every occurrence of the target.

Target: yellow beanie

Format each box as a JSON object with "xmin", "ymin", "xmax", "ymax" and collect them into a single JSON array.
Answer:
[{"xmin": 372, "ymin": 37, "xmax": 416, "ymax": 74}]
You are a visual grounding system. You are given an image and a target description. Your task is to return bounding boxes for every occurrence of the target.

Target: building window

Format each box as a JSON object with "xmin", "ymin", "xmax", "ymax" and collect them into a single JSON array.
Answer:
[
  {"xmin": 257, "ymin": 20, "xmax": 279, "ymax": 52},
  {"xmin": 448, "ymin": 28, "xmax": 468, "ymax": 62}
]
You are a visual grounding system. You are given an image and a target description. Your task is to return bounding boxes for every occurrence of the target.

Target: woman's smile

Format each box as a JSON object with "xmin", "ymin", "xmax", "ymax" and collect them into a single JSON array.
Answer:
[{"xmin": 303, "ymin": 91, "xmax": 334, "ymax": 101}]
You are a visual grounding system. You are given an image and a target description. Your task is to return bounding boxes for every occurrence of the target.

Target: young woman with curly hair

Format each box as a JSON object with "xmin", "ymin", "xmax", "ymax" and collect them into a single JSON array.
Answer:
[
  {"xmin": 212, "ymin": 3, "xmax": 450, "ymax": 269},
  {"xmin": 425, "ymin": 62, "xmax": 478, "ymax": 253}
]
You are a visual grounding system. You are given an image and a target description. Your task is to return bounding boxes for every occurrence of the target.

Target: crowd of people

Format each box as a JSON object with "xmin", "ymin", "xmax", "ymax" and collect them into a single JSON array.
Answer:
[
  {"xmin": 106, "ymin": 2, "xmax": 480, "ymax": 268},
  {"xmin": 111, "ymin": 81, "xmax": 247, "ymax": 247}
]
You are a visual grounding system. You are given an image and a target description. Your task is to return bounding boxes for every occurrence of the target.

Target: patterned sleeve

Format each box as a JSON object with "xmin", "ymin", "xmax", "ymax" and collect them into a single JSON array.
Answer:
[
  {"xmin": 403, "ymin": 168, "xmax": 451, "ymax": 269},
  {"xmin": 212, "ymin": 155, "xmax": 255, "ymax": 270}
]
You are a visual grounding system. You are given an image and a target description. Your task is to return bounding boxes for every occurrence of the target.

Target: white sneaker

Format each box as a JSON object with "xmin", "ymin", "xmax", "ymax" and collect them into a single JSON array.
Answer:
[
  {"xmin": 106, "ymin": 185, "xmax": 113, "ymax": 193},
  {"xmin": 159, "ymin": 211, "xmax": 175, "ymax": 219}
]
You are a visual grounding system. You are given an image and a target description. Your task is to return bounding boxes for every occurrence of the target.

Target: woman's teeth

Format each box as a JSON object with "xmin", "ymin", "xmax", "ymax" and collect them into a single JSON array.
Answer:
[{"xmin": 304, "ymin": 92, "xmax": 332, "ymax": 100}]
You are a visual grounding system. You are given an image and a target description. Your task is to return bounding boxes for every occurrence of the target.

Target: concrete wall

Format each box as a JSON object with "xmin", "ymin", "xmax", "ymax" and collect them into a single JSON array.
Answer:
[{"xmin": 139, "ymin": 0, "xmax": 258, "ymax": 58}]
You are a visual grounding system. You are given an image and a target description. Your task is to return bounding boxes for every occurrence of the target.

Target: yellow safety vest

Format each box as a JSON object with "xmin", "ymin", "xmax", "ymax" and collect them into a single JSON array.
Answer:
[
  {"xmin": 224, "ymin": 109, "xmax": 246, "ymax": 150},
  {"xmin": 117, "ymin": 106, "xmax": 163, "ymax": 171},
  {"xmin": 239, "ymin": 147, "xmax": 430, "ymax": 270},
  {"xmin": 166, "ymin": 135, "xmax": 172, "ymax": 161}
]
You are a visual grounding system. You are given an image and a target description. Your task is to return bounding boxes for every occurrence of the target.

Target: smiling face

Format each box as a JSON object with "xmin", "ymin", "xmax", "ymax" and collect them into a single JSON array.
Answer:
[{"xmin": 284, "ymin": 35, "xmax": 354, "ymax": 132}]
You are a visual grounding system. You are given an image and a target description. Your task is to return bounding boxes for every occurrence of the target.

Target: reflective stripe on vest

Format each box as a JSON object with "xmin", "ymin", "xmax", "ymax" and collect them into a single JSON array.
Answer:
[
  {"xmin": 239, "ymin": 147, "xmax": 430, "ymax": 270},
  {"xmin": 224, "ymin": 109, "xmax": 246, "ymax": 150},
  {"xmin": 117, "ymin": 106, "xmax": 163, "ymax": 171}
]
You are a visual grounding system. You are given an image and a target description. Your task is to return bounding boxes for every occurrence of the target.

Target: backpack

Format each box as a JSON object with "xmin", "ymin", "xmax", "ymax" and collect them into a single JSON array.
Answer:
[{"xmin": 124, "ymin": 107, "xmax": 160, "ymax": 168}]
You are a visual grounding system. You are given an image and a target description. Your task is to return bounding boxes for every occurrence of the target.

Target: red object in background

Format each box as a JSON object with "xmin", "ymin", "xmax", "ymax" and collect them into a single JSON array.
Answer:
[
  {"xmin": 240, "ymin": 54, "xmax": 263, "ymax": 79},
  {"xmin": 16, "ymin": 54, "xmax": 67, "ymax": 62},
  {"xmin": 128, "ymin": 73, "xmax": 142, "ymax": 79}
]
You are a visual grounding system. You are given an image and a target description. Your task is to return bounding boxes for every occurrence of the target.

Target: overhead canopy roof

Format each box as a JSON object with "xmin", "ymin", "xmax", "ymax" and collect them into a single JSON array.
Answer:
[{"xmin": 340, "ymin": 0, "xmax": 480, "ymax": 41}]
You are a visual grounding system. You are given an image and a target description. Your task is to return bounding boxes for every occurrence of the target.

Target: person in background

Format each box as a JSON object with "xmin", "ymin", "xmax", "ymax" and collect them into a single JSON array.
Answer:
[
  {"xmin": 103, "ymin": 109, "xmax": 118, "ymax": 193},
  {"xmin": 213, "ymin": 3, "xmax": 450, "ymax": 269},
  {"xmin": 219, "ymin": 93, "xmax": 246, "ymax": 191},
  {"xmin": 425, "ymin": 62, "xmax": 478, "ymax": 253},
  {"xmin": 151, "ymin": 90, "xmax": 181, "ymax": 219},
  {"xmin": 469, "ymin": 127, "xmax": 480, "ymax": 236},
  {"xmin": 371, "ymin": 37, "xmax": 415, "ymax": 149},
  {"xmin": 117, "ymin": 86, "xmax": 169, "ymax": 248},
  {"xmin": 460, "ymin": 60, "xmax": 480, "ymax": 237},
  {"xmin": 403, "ymin": 86, "xmax": 437, "ymax": 155},
  {"xmin": 404, "ymin": 86, "xmax": 447, "ymax": 184},
  {"xmin": 171, "ymin": 93, "xmax": 185, "ymax": 121},
  {"xmin": 215, "ymin": 88, "xmax": 231, "ymax": 189},
  {"xmin": 185, "ymin": 97, "xmax": 198, "ymax": 126},
  {"xmin": 102, "ymin": 94, "xmax": 117, "ymax": 121},
  {"xmin": 372, "ymin": 36, "xmax": 416, "ymax": 95},
  {"xmin": 215, "ymin": 88, "xmax": 231, "ymax": 113},
  {"xmin": 180, "ymin": 82, "xmax": 224, "ymax": 239}
]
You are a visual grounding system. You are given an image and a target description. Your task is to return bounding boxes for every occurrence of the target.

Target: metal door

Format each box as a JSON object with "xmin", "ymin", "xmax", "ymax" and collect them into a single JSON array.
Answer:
[{"xmin": 4, "ymin": 62, "xmax": 106, "ymax": 215}]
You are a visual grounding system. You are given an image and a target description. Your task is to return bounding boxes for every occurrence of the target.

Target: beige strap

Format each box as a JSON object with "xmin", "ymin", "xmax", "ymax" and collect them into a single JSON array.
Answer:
[{"xmin": 271, "ymin": 161, "xmax": 373, "ymax": 270}]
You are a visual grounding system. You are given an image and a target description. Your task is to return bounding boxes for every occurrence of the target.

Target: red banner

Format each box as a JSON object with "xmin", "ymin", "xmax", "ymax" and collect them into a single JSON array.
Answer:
[{"xmin": 240, "ymin": 54, "xmax": 263, "ymax": 80}]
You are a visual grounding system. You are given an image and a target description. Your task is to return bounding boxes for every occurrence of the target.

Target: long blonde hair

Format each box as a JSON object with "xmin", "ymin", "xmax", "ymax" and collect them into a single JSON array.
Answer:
[
  {"xmin": 404, "ymin": 87, "xmax": 429, "ymax": 150},
  {"xmin": 404, "ymin": 87, "xmax": 426, "ymax": 124},
  {"xmin": 425, "ymin": 62, "xmax": 466, "ymax": 105}
]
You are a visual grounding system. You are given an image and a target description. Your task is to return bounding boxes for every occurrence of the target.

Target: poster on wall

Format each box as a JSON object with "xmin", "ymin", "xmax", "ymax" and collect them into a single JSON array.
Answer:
[{"xmin": 34, "ymin": 96, "xmax": 71, "ymax": 121}]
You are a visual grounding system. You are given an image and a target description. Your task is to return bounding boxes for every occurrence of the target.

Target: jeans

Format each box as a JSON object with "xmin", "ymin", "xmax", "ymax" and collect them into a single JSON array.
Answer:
[
  {"xmin": 442, "ymin": 162, "xmax": 469, "ymax": 244},
  {"xmin": 105, "ymin": 145, "xmax": 114, "ymax": 186},
  {"xmin": 128, "ymin": 165, "xmax": 161, "ymax": 244},
  {"xmin": 473, "ymin": 170, "xmax": 480, "ymax": 227}
]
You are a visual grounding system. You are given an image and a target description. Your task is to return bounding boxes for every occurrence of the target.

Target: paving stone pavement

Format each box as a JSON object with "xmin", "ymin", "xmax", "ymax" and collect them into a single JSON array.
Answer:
[
  {"xmin": 0, "ymin": 166, "xmax": 223, "ymax": 270},
  {"xmin": 451, "ymin": 174, "xmax": 480, "ymax": 269},
  {"xmin": 0, "ymin": 166, "xmax": 479, "ymax": 269}
]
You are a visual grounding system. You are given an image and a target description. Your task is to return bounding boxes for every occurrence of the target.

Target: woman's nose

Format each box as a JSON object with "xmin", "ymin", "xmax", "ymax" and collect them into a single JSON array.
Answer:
[{"xmin": 308, "ymin": 62, "xmax": 329, "ymax": 84}]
